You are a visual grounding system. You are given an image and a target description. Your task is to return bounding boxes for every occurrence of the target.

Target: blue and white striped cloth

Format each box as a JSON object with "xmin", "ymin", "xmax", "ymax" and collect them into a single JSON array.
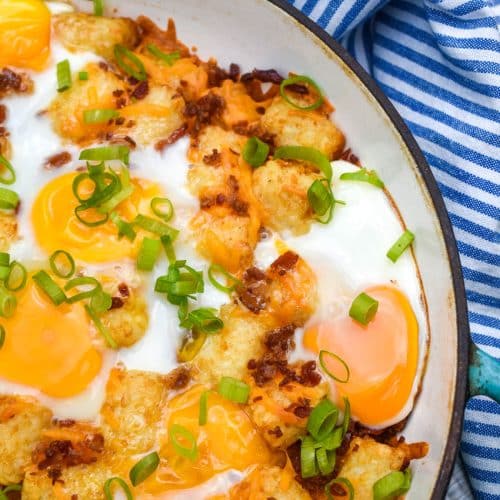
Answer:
[{"xmin": 288, "ymin": 0, "xmax": 500, "ymax": 498}]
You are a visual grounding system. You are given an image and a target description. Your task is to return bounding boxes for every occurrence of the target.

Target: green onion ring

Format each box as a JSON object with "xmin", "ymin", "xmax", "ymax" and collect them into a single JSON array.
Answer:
[
  {"xmin": 0, "ymin": 325, "xmax": 5, "ymax": 349},
  {"xmin": 79, "ymin": 71, "xmax": 89, "ymax": 81},
  {"xmin": 146, "ymin": 44, "xmax": 181, "ymax": 66},
  {"xmin": 85, "ymin": 304, "xmax": 117, "ymax": 349},
  {"xmin": 129, "ymin": 451, "xmax": 160, "ymax": 486},
  {"xmin": 0, "ymin": 187, "xmax": 19, "ymax": 210},
  {"xmin": 386, "ymin": 229, "xmax": 415, "ymax": 263},
  {"xmin": 242, "ymin": 137, "xmax": 270, "ymax": 168},
  {"xmin": 134, "ymin": 214, "xmax": 179, "ymax": 239},
  {"xmin": 110, "ymin": 212, "xmax": 136, "ymax": 241},
  {"xmin": 160, "ymin": 234, "xmax": 176, "ymax": 263},
  {"xmin": 64, "ymin": 277, "xmax": 102, "ymax": 303},
  {"xmin": 0, "ymin": 154, "xmax": 16, "ymax": 185},
  {"xmin": 373, "ymin": 469, "xmax": 412, "ymax": 500},
  {"xmin": 316, "ymin": 447, "xmax": 336, "ymax": 475},
  {"xmin": 151, "ymin": 197, "xmax": 174, "ymax": 222},
  {"xmin": 280, "ymin": 75, "xmax": 324, "ymax": 111},
  {"xmin": 75, "ymin": 205, "xmax": 109, "ymax": 227},
  {"xmin": 300, "ymin": 436, "xmax": 318, "ymax": 479},
  {"xmin": 0, "ymin": 484, "xmax": 22, "ymax": 500},
  {"xmin": 169, "ymin": 425, "xmax": 198, "ymax": 461},
  {"xmin": 307, "ymin": 399, "xmax": 338, "ymax": 441},
  {"xmin": 89, "ymin": 291, "xmax": 112, "ymax": 314},
  {"xmin": 349, "ymin": 292, "xmax": 379, "ymax": 325},
  {"xmin": 178, "ymin": 329, "xmax": 206, "ymax": 362},
  {"xmin": 32, "ymin": 271, "xmax": 66, "ymax": 306},
  {"xmin": 57, "ymin": 59, "xmax": 71, "ymax": 92},
  {"xmin": 207, "ymin": 264, "xmax": 241, "ymax": 295},
  {"xmin": 217, "ymin": 376, "xmax": 250, "ymax": 404},
  {"xmin": 93, "ymin": 0, "xmax": 104, "ymax": 16},
  {"xmin": 342, "ymin": 397, "xmax": 350, "ymax": 437},
  {"xmin": 199, "ymin": 390, "xmax": 209, "ymax": 426},
  {"xmin": 103, "ymin": 477, "xmax": 132, "ymax": 500},
  {"xmin": 0, "ymin": 289, "xmax": 16, "ymax": 318},
  {"xmin": 319, "ymin": 350, "xmax": 350, "ymax": 384},
  {"xmin": 274, "ymin": 145, "xmax": 332, "ymax": 181},
  {"xmin": 49, "ymin": 250, "xmax": 76, "ymax": 279},
  {"xmin": 137, "ymin": 237, "xmax": 162, "ymax": 271},
  {"xmin": 83, "ymin": 109, "xmax": 119, "ymax": 124},
  {"xmin": 114, "ymin": 44, "xmax": 147, "ymax": 81},
  {"xmin": 181, "ymin": 308, "xmax": 223, "ymax": 334},
  {"xmin": 325, "ymin": 477, "xmax": 354, "ymax": 500},
  {"xmin": 79, "ymin": 145, "xmax": 130, "ymax": 165},
  {"xmin": 5, "ymin": 261, "xmax": 27, "ymax": 292}
]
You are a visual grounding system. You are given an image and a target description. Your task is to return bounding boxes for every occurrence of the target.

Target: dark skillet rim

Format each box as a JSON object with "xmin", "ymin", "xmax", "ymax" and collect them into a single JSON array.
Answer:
[{"xmin": 265, "ymin": 0, "xmax": 470, "ymax": 497}]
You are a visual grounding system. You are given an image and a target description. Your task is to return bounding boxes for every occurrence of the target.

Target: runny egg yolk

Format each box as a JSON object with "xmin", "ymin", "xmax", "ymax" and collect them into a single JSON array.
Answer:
[
  {"xmin": 0, "ymin": 0, "xmax": 51, "ymax": 70},
  {"xmin": 304, "ymin": 285, "xmax": 419, "ymax": 427},
  {"xmin": 0, "ymin": 279, "xmax": 102, "ymax": 397},
  {"xmin": 135, "ymin": 385, "xmax": 272, "ymax": 493},
  {"xmin": 32, "ymin": 172, "xmax": 162, "ymax": 263}
]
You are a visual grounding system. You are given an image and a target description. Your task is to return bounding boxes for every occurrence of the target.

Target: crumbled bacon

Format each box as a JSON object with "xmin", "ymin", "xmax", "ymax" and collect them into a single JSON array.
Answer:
[
  {"xmin": 137, "ymin": 17, "xmax": 191, "ymax": 57},
  {"xmin": 340, "ymin": 147, "xmax": 360, "ymax": 165},
  {"xmin": 241, "ymin": 68, "xmax": 284, "ymax": 84},
  {"xmin": 109, "ymin": 135, "xmax": 137, "ymax": 149},
  {"xmin": 268, "ymin": 426, "xmax": 283, "ymax": 438},
  {"xmin": 118, "ymin": 283, "xmax": 130, "ymax": 297},
  {"xmin": 238, "ymin": 267, "xmax": 269, "ymax": 313},
  {"xmin": 44, "ymin": 151, "xmax": 71, "ymax": 170},
  {"xmin": 227, "ymin": 175, "xmax": 249, "ymax": 215},
  {"xmin": 166, "ymin": 366, "xmax": 191, "ymax": 390},
  {"xmin": 0, "ymin": 68, "xmax": 33, "ymax": 97},
  {"xmin": 0, "ymin": 105, "xmax": 6, "ymax": 124},
  {"xmin": 110, "ymin": 297, "xmax": 124, "ymax": 310},
  {"xmin": 155, "ymin": 124, "xmax": 188, "ymax": 152},
  {"xmin": 203, "ymin": 149, "xmax": 221, "ymax": 166},
  {"xmin": 130, "ymin": 80, "xmax": 149, "ymax": 100},
  {"xmin": 270, "ymin": 251, "xmax": 299, "ymax": 276},
  {"xmin": 184, "ymin": 93, "xmax": 225, "ymax": 134}
]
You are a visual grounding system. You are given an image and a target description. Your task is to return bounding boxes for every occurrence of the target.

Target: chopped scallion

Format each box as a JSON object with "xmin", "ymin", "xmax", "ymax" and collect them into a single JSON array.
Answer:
[
  {"xmin": 325, "ymin": 477, "xmax": 354, "ymax": 500},
  {"xmin": 93, "ymin": 0, "xmax": 104, "ymax": 16},
  {"xmin": 386, "ymin": 229, "xmax": 415, "ymax": 263},
  {"xmin": 129, "ymin": 451, "xmax": 160, "ymax": 486},
  {"xmin": 169, "ymin": 424, "xmax": 198, "ymax": 461},
  {"xmin": 49, "ymin": 250, "xmax": 75, "ymax": 279},
  {"xmin": 151, "ymin": 197, "xmax": 174, "ymax": 222},
  {"xmin": 0, "ymin": 154, "xmax": 16, "ymax": 185},
  {"xmin": 199, "ymin": 390, "xmax": 209, "ymax": 426},
  {"xmin": 103, "ymin": 477, "xmax": 132, "ymax": 500},
  {"xmin": 85, "ymin": 304, "xmax": 117, "ymax": 349},
  {"xmin": 217, "ymin": 376, "xmax": 250, "ymax": 404},
  {"xmin": 147, "ymin": 44, "xmax": 181, "ymax": 66},
  {"xmin": 373, "ymin": 469, "xmax": 412, "ymax": 500},
  {"xmin": 83, "ymin": 109, "xmax": 119, "ymax": 124},
  {"xmin": 307, "ymin": 399, "xmax": 338, "ymax": 442},
  {"xmin": 300, "ymin": 436, "xmax": 318, "ymax": 478},
  {"xmin": 0, "ymin": 288, "xmax": 16, "ymax": 318},
  {"xmin": 340, "ymin": 167, "xmax": 385, "ymax": 188},
  {"xmin": 207, "ymin": 264, "xmax": 241, "ymax": 295},
  {"xmin": 349, "ymin": 292, "xmax": 379, "ymax": 325},
  {"xmin": 319, "ymin": 350, "xmax": 350, "ymax": 383},
  {"xmin": 274, "ymin": 145, "xmax": 332, "ymax": 181},
  {"xmin": 242, "ymin": 137, "xmax": 269, "ymax": 168},
  {"xmin": 0, "ymin": 325, "xmax": 5, "ymax": 349},
  {"xmin": 32, "ymin": 271, "xmax": 66, "ymax": 306},
  {"xmin": 64, "ymin": 276, "xmax": 101, "ymax": 303},
  {"xmin": 57, "ymin": 59, "xmax": 71, "ymax": 92},
  {"xmin": 78, "ymin": 71, "xmax": 89, "ymax": 81},
  {"xmin": 137, "ymin": 237, "xmax": 161, "ymax": 271},
  {"xmin": 280, "ymin": 75, "xmax": 323, "ymax": 111},
  {"xmin": 134, "ymin": 214, "xmax": 179, "ymax": 239},
  {"xmin": 89, "ymin": 290, "xmax": 112, "ymax": 314},
  {"xmin": 110, "ymin": 212, "xmax": 136, "ymax": 241},
  {"xmin": 180, "ymin": 307, "xmax": 223, "ymax": 334},
  {"xmin": 114, "ymin": 44, "xmax": 147, "ymax": 81},
  {"xmin": 0, "ymin": 187, "xmax": 19, "ymax": 210},
  {"xmin": 79, "ymin": 145, "xmax": 130, "ymax": 165},
  {"xmin": 5, "ymin": 261, "xmax": 27, "ymax": 292}
]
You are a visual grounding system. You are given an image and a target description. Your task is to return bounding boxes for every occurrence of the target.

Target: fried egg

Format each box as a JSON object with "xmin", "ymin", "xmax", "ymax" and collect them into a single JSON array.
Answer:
[{"xmin": 255, "ymin": 161, "xmax": 428, "ymax": 428}]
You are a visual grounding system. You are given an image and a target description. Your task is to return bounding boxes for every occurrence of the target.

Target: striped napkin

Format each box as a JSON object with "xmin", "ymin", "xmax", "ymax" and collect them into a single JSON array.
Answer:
[{"xmin": 287, "ymin": 0, "xmax": 500, "ymax": 498}]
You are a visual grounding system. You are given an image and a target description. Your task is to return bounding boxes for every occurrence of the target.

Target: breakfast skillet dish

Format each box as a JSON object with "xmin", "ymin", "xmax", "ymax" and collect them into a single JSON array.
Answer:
[{"xmin": 0, "ymin": 1, "xmax": 431, "ymax": 498}]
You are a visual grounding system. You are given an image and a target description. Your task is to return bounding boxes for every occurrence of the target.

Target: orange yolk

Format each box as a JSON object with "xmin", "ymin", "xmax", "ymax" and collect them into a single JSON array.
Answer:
[
  {"xmin": 32, "ymin": 172, "xmax": 162, "ymax": 263},
  {"xmin": 137, "ymin": 386, "xmax": 272, "ymax": 493},
  {"xmin": 0, "ymin": 279, "xmax": 102, "ymax": 397},
  {"xmin": 304, "ymin": 285, "xmax": 418, "ymax": 426},
  {"xmin": 0, "ymin": 0, "xmax": 51, "ymax": 70}
]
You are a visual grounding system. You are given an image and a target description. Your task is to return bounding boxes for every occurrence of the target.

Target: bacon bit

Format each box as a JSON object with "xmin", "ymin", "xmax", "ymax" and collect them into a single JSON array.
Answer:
[
  {"xmin": 268, "ymin": 426, "xmax": 283, "ymax": 438},
  {"xmin": 299, "ymin": 360, "xmax": 322, "ymax": 387},
  {"xmin": 232, "ymin": 120, "xmax": 250, "ymax": 136},
  {"xmin": 286, "ymin": 397, "xmax": 311, "ymax": 419},
  {"xmin": 110, "ymin": 297, "xmax": 124, "ymax": 310},
  {"xmin": 206, "ymin": 60, "xmax": 233, "ymax": 88},
  {"xmin": 227, "ymin": 175, "xmax": 249, "ymax": 215},
  {"xmin": 155, "ymin": 123, "xmax": 188, "ymax": 152},
  {"xmin": 258, "ymin": 226, "xmax": 272, "ymax": 241},
  {"xmin": 256, "ymin": 106, "xmax": 265, "ymax": 115},
  {"xmin": 126, "ymin": 120, "xmax": 136, "ymax": 128},
  {"xmin": 98, "ymin": 62, "xmax": 109, "ymax": 72},
  {"xmin": 116, "ymin": 97, "xmax": 127, "ymax": 109},
  {"xmin": 247, "ymin": 359, "xmax": 257, "ymax": 370},
  {"xmin": 242, "ymin": 79, "xmax": 280, "ymax": 103},
  {"xmin": 44, "ymin": 151, "xmax": 71, "ymax": 170},
  {"xmin": 270, "ymin": 251, "xmax": 299, "ymax": 276},
  {"xmin": 131, "ymin": 80, "xmax": 149, "ymax": 100},
  {"xmin": 166, "ymin": 366, "xmax": 191, "ymax": 390},
  {"xmin": 110, "ymin": 135, "xmax": 137, "ymax": 149},
  {"xmin": 340, "ymin": 147, "xmax": 360, "ymax": 166},
  {"xmin": 54, "ymin": 419, "xmax": 76, "ymax": 428},
  {"xmin": 118, "ymin": 283, "xmax": 130, "ymax": 297},
  {"xmin": 202, "ymin": 149, "xmax": 221, "ymax": 166},
  {"xmin": 113, "ymin": 89, "xmax": 124, "ymax": 97},
  {"xmin": 184, "ymin": 93, "xmax": 225, "ymax": 134},
  {"xmin": 241, "ymin": 68, "xmax": 284, "ymax": 84},
  {"xmin": 115, "ymin": 116, "xmax": 126, "ymax": 126},
  {"xmin": 48, "ymin": 467, "xmax": 62, "ymax": 484},
  {"xmin": 0, "ymin": 105, "xmax": 6, "ymax": 124},
  {"xmin": 0, "ymin": 68, "xmax": 33, "ymax": 97},
  {"xmin": 253, "ymin": 395, "xmax": 263, "ymax": 403},
  {"xmin": 238, "ymin": 266, "xmax": 269, "ymax": 314},
  {"xmin": 229, "ymin": 63, "xmax": 240, "ymax": 81},
  {"xmin": 137, "ymin": 17, "xmax": 191, "ymax": 57}
]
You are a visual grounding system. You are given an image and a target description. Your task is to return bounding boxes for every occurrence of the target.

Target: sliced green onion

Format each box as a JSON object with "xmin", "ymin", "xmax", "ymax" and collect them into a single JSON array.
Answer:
[
  {"xmin": 316, "ymin": 447, "xmax": 336, "ymax": 475},
  {"xmin": 217, "ymin": 376, "xmax": 250, "ymax": 404},
  {"xmin": 49, "ymin": 250, "xmax": 75, "ymax": 279},
  {"xmin": 83, "ymin": 109, "xmax": 119, "ymax": 124},
  {"xmin": 0, "ymin": 154, "xmax": 16, "ymax": 185},
  {"xmin": 134, "ymin": 214, "xmax": 179, "ymax": 239},
  {"xmin": 98, "ymin": 186, "xmax": 134, "ymax": 214},
  {"xmin": 0, "ymin": 485, "xmax": 22, "ymax": 500},
  {"xmin": 57, "ymin": 59, "xmax": 71, "ymax": 92},
  {"xmin": 32, "ymin": 271, "xmax": 66, "ymax": 306},
  {"xmin": 349, "ymin": 292, "xmax": 379, "ymax": 325},
  {"xmin": 79, "ymin": 71, "xmax": 89, "ymax": 81},
  {"xmin": 342, "ymin": 397, "xmax": 350, "ymax": 438},
  {"xmin": 114, "ymin": 44, "xmax": 147, "ymax": 81},
  {"xmin": 307, "ymin": 399, "xmax": 338, "ymax": 441},
  {"xmin": 103, "ymin": 477, "xmax": 132, "ymax": 500},
  {"xmin": 147, "ymin": 44, "xmax": 181, "ymax": 66},
  {"xmin": 274, "ymin": 145, "xmax": 332, "ymax": 181},
  {"xmin": 110, "ymin": 212, "xmax": 136, "ymax": 241},
  {"xmin": 178, "ymin": 329, "xmax": 206, "ymax": 362},
  {"xmin": 0, "ymin": 288, "xmax": 15, "ymax": 318},
  {"xmin": 151, "ymin": 197, "xmax": 174, "ymax": 222},
  {"xmin": 242, "ymin": 137, "xmax": 269, "ymax": 168},
  {"xmin": 0, "ymin": 253, "xmax": 9, "ymax": 281},
  {"xmin": 64, "ymin": 277, "xmax": 101, "ymax": 303},
  {"xmin": 325, "ymin": 477, "xmax": 354, "ymax": 500},
  {"xmin": 308, "ymin": 178, "xmax": 333, "ymax": 219},
  {"xmin": 319, "ymin": 350, "xmax": 350, "ymax": 383},
  {"xmin": 129, "ymin": 451, "xmax": 160, "ymax": 486},
  {"xmin": 85, "ymin": 304, "xmax": 117, "ymax": 349},
  {"xmin": 0, "ymin": 325, "xmax": 5, "ymax": 349},
  {"xmin": 280, "ymin": 75, "xmax": 323, "ymax": 111},
  {"xmin": 137, "ymin": 237, "xmax": 161, "ymax": 271},
  {"xmin": 75, "ymin": 205, "xmax": 109, "ymax": 227},
  {"xmin": 207, "ymin": 264, "xmax": 241, "ymax": 295},
  {"xmin": 386, "ymin": 229, "xmax": 415, "ymax": 263},
  {"xmin": 90, "ymin": 290, "xmax": 112, "ymax": 314},
  {"xmin": 340, "ymin": 167, "xmax": 385, "ymax": 188},
  {"xmin": 318, "ymin": 426, "xmax": 343, "ymax": 451},
  {"xmin": 199, "ymin": 390, "xmax": 209, "ymax": 426},
  {"xmin": 373, "ymin": 469, "xmax": 412, "ymax": 500},
  {"xmin": 300, "ymin": 436, "xmax": 318, "ymax": 479},
  {"xmin": 79, "ymin": 145, "xmax": 130, "ymax": 165},
  {"xmin": 0, "ymin": 188, "xmax": 19, "ymax": 210},
  {"xmin": 93, "ymin": 0, "xmax": 104, "ymax": 16},
  {"xmin": 160, "ymin": 234, "xmax": 176, "ymax": 263},
  {"xmin": 5, "ymin": 261, "xmax": 27, "ymax": 292},
  {"xmin": 169, "ymin": 424, "xmax": 198, "ymax": 461},
  {"xmin": 181, "ymin": 307, "xmax": 223, "ymax": 334}
]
